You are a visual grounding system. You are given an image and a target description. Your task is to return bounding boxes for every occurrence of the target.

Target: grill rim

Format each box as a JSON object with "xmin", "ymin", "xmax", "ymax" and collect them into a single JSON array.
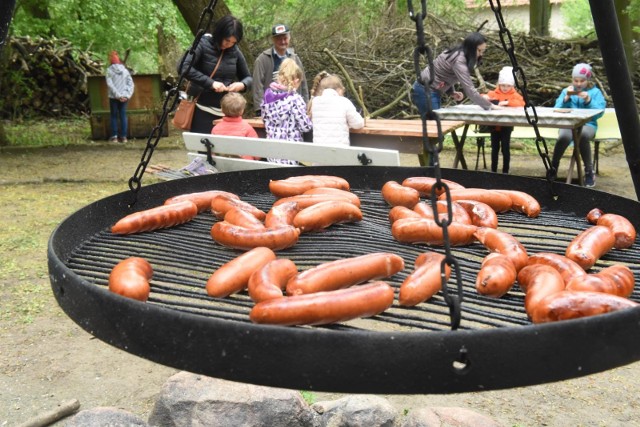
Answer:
[{"xmin": 48, "ymin": 165, "xmax": 640, "ymax": 394}]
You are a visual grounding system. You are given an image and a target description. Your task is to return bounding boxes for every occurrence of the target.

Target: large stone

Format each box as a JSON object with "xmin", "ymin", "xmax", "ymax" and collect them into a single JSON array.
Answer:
[
  {"xmin": 400, "ymin": 406, "xmax": 503, "ymax": 427},
  {"xmin": 312, "ymin": 395, "xmax": 398, "ymax": 427},
  {"xmin": 65, "ymin": 407, "xmax": 147, "ymax": 426},
  {"xmin": 147, "ymin": 372, "xmax": 319, "ymax": 427}
]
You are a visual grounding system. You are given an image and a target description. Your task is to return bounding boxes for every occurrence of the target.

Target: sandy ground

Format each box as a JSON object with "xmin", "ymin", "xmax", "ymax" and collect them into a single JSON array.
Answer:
[{"xmin": 0, "ymin": 135, "xmax": 639, "ymax": 427}]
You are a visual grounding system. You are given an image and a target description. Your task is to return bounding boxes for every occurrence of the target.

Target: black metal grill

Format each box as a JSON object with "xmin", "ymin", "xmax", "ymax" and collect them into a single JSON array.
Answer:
[{"xmin": 49, "ymin": 166, "xmax": 640, "ymax": 394}]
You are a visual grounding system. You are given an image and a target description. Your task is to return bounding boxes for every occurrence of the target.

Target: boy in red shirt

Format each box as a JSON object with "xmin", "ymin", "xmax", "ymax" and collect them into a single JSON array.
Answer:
[
  {"xmin": 211, "ymin": 93, "xmax": 259, "ymax": 160},
  {"xmin": 485, "ymin": 66, "xmax": 525, "ymax": 174}
]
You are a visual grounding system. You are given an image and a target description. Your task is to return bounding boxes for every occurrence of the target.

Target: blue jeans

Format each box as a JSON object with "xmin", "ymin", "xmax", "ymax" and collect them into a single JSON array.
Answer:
[
  {"xmin": 411, "ymin": 81, "xmax": 441, "ymax": 120},
  {"xmin": 109, "ymin": 98, "xmax": 128, "ymax": 139}
]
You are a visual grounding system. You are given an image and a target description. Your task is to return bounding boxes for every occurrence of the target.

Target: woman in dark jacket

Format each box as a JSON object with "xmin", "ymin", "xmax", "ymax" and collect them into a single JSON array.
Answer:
[{"xmin": 180, "ymin": 15, "xmax": 253, "ymax": 133}]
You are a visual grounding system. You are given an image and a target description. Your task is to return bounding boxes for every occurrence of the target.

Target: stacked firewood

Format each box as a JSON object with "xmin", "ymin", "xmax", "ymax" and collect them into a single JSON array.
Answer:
[{"xmin": 1, "ymin": 36, "xmax": 103, "ymax": 118}]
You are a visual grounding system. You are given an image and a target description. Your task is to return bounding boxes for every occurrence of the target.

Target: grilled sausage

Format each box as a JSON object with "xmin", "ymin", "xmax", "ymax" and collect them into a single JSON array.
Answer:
[
  {"xmin": 526, "ymin": 252, "xmax": 586, "ymax": 285},
  {"xmin": 264, "ymin": 201, "xmax": 300, "ymax": 229},
  {"xmin": 111, "ymin": 200, "xmax": 198, "ymax": 235},
  {"xmin": 108, "ymin": 257, "xmax": 153, "ymax": 301},
  {"xmin": 250, "ymin": 281, "xmax": 395, "ymax": 326},
  {"xmin": 475, "ymin": 253, "xmax": 517, "ymax": 298},
  {"xmin": 210, "ymin": 194, "xmax": 267, "ymax": 221},
  {"xmin": 247, "ymin": 258, "xmax": 298, "ymax": 302},
  {"xmin": 381, "ymin": 180, "xmax": 421, "ymax": 208},
  {"xmin": 206, "ymin": 247, "xmax": 276, "ymax": 298},
  {"xmin": 164, "ymin": 190, "xmax": 239, "ymax": 213},
  {"xmin": 224, "ymin": 207, "xmax": 266, "ymax": 230},
  {"xmin": 413, "ymin": 201, "xmax": 471, "ymax": 224},
  {"xmin": 211, "ymin": 222, "xmax": 300, "ymax": 251},
  {"xmin": 399, "ymin": 252, "xmax": 449, "ymax": 306},
  {"xmin": 439, "ymin": 189, "xmax": 513, "ymax": 213},
  {"xmin": 530, "ymin": 290, "xmax": 638, "ymax": 324},
  {"xmin": 286, "ymin": 252, "xmax": 405, "ymax": 296},
  {"xmin": 586, "ymin": 208, "xmax": 604, "ymax": 225},
  {"xmin": 272, "ymin": 193, "xmax": 356, "ymax": 209},
  {"xmin": 474, "ymin": 227, "xmax": 529, "ymax": 272},
  {"xmin": 456, "ymin": 199, "xmax": 499, "ymax": 228},
  {"xmin": 389, "ymin": 205, "xmax": 422, "ymax": 224},
  {"xmin": 401, "ymin": 176, "xmax": 465, "ymax": 196},
  {"xmin": 595, "ymin": 213, "xmax": 637, "ymax": 249},
  {"xmin": 303, "ymin": 187, "xmax": 361, "ymax": 207},
  {"xmin": 293, "ymin": 200, "xmax": 363, "ymax": 232},
  {"xmin": 493, "ymin": 189, "xmax": 541, "ymax": 218},
  {"xmin": 566, "ymin": 264, "xmax": 635, "ymax": 297},
  {"xmin": 565, "ymin": 225, "xmax": 616, "ymax": 270},
  {"xmin": 391, "ymin": 217, "xmax": 477, "ymax": 246},
  {"xmin": 269, "ymin": 175, "xmax": 350, "ymax": 198},
  {"xmin": 413, "ymin": 201, "xmax": 435, "ymax": 219},
  {"xmin": 517, "ymin": 264, "xmax": 565, "ymax": 316}
]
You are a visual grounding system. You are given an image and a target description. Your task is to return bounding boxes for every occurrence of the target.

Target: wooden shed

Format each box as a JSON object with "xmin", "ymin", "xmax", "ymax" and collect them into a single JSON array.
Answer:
[{"xmin": 87, "ymin": 74, "xmax": 168, "ymax": 140}]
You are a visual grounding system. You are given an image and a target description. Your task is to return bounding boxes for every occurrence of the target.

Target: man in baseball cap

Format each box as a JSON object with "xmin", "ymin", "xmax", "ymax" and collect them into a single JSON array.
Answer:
[{"xmin": 253, "ymin": 24, "xmax": 309, "ymax": 116}]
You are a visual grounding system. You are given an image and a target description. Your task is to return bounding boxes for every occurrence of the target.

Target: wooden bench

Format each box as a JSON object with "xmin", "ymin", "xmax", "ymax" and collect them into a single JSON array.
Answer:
[
  {"xmin": 467, "ymin": 108, "xmax": 620, "ymax": 175},
  {"xmin": 183, "ymin": 132, "xmax": 400, "ymax": 172}
]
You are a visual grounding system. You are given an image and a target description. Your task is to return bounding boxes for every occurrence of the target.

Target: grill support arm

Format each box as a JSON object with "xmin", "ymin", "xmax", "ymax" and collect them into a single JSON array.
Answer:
[{"xmin": 589, "ymin": 0, "xmax": 640, "ymax": 199}]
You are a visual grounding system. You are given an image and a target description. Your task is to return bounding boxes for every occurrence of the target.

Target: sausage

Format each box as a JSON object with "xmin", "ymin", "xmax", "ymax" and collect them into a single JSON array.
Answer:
[
  {"xmin": 108, "ymin": 257, "xmax": 153, "ymax": 301},
  {"xmin": 381, "ymin": 180, "xmax": 420, "ymax": 208},
  {"xmin": 473, "ymin": 227, "xmax": 529, "ymax": 272},
  {"xmin": 206, "ymin": 247, "xmax": 277, "ymax": 298},
  {"xmin": 413, "ymin": 201, "xmax": 435, "ymax": 219},
  {"xmin": 530, "ymin": 290, "xmax": 638, "ymax": 324},
  {"xmin": 293, "ymin": 200, "xmax": 363, "ymax": 232},
  {"xmin": 164, "ymin": 190, "xmax": 239, "ymax": 213},
  {"xmin": 272, "ymin": 193, "xmax": 356, "ymax": 209},
  {"xmin": 286, "ymin": 252, "xmax": 405, "ymax": 296},
  {"xmin": 526, "ymin": 252, "xmax": 586, "ymax": 285},
  {"xmin": 586, "ymin": 208, "xmax": 604, "ymax": 224},
  {"xmin": 401, "ymin": 176, "xmax": 465, "ymax": 196},
  {"xmin": 399, "ymin": 252, "xmax": 450, "ymax": 306},
  {"xmin": 224, "ymin": 207, "xmax": 266, "ymax": 230},
  {"xmin": 413, "ymin": 201, "xmax": 471, "ymax": 224},
  {"xmin": 389, "ymin": 205, "xmax": 422, "ymax": 224},
  {"xmin": 475, "ymin": 253, "xmax": 517, "ymax": 298},
  {"xmin": 595, "ymin": 213, "xmax": 637, "ymax": 249},
  {"xmin": 456, "ymin": 199, "xmax": 499, "ymax": 228},
  {"xmin": 269, "ymin": 175, "xmax": 350, "ymax": 198},
  {"xmin": 516, "ymin": 264, "xmax": 565, "ymax": 316},
  {"xmin": 566, "ymin": 264, "xmax": 635, "ymax": 297},
  {"xmin": 303, "ymin": 187, "xmax": 361, "ymax": 207},
  {"xmin": 248, "ymin": 258, "xmax": 298, "ymax": 302},
  {"xmin": 493, "ymin": 189, "xmax": 541, "ymax": 218},
  {"xmin": 565, "ymin": 225, "xmax": 616, "ymax": 270},
  {"xmin": 391, "ymin": 217, "xmax": 477, "ymax": 246},
  {"xmin": 264, "ymin": 201, "xmax": 300, "ymax": 229},
  {"xmin": 210, "ymin": 194, "xmax": 267, "ymax": 221},
  {"xmin": 250, "ymin": 281, "xmax": 395, "ymax": 326},
  {"xmin": 211, "ymin": 222, "xmax": 300, "ymax": 251},
  {"xmin": 439, "ymin": 189, "xmax": 513, "ymax": 213},
  {"xmin": 111, "ymin": 200, "xmax": 198, "ymax": 235}
]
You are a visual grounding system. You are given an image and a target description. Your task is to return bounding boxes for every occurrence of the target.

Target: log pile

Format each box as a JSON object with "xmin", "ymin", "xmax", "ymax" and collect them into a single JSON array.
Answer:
[{"xmin": 1, "ymin": 36, "xmax": 103, "ymax": 118}]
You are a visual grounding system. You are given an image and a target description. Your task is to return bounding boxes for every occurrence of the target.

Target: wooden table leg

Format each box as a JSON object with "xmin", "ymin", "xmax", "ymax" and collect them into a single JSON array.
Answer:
[{"xmin": 451, "ymin": 126, "xmax": 469, "ymax": 170}]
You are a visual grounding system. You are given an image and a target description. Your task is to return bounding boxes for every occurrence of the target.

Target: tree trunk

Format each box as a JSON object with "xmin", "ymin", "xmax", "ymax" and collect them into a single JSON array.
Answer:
[
  {"xmin": 614, "ymin": 0, "xmax": 636, "ymax": 74},
  {"xmin": 0, "ymin": 0, "xmax": 16, "ymax": 145},
  {"xmin": 529, "ymin": 0, "xmax": 551, "ymax": 36}
]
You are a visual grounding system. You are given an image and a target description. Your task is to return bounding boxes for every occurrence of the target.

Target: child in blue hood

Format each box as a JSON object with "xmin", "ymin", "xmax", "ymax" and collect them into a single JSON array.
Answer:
[{"xmin": 261, "ymin": 58, "xmax": 312, "ymax": 164}]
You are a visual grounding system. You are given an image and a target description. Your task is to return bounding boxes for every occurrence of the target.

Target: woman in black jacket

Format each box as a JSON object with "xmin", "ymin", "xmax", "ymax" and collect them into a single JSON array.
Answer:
[{"xmin": 180, "ymin": 15, "xmax": 253, "ymax": 133}]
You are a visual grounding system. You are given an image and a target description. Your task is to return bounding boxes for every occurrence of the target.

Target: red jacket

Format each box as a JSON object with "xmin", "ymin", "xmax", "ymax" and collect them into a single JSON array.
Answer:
[
  {"xmin": 486, "ymin": 87, "xmax": 525, "ymax": 107},
  {"xmin": 211, "ymin": 116, "xmax": 260, "ymax": 160}
]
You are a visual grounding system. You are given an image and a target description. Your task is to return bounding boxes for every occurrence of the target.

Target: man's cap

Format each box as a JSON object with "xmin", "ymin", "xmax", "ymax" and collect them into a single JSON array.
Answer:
[{"xmin": 272, "ymin": 24, "xmax": 290, "ymax": 36}]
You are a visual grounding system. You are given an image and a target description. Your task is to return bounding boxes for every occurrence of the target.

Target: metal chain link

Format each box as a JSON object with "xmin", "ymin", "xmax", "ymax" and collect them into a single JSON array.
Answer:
[
  {"xmin": 125, "ymin": 0, "xmax": 219, "ymax": 206},
  {"xmin": 408, "ymin": 0, "xmax": 463, "ymax": 330},
  {"xmin": 488, "ymin": 0, "xmax": 558, "ymax": 189}
]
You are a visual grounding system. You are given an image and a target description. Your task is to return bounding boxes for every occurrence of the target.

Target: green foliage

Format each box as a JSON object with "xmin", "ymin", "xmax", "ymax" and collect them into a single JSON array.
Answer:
[
  {"xmin": 300, "ymin": 390, "xmax": 316, "ymax": 405},
  {"xmin": 4, "ymin": 117, "xmax": 91, "ymax": 146},
  {"xmin": 11, "ymin": 0, "xmax": 192, "ymax": 73},
  {"xmin": 560, "ymin": 0, "xmax": 596, "ymax": 38}
]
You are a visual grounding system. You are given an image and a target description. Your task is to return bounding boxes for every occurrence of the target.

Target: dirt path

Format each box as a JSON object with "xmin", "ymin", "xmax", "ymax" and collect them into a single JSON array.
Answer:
[{"xmin": 0, "ymin": 138, "xmax": 638, "ymax": 426}]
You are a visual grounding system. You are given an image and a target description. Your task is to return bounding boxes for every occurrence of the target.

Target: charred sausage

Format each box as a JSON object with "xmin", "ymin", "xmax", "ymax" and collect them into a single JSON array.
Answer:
[
  {"xmin": 565, "ymin": 225, "xmax": 616, "ymax": 270},
  {"xmin": 565, "ymin": 264, "xmax": 635, "ymax": 297},
  {"xmin": 530, "ymin": 290, "xmax": 638, "ymax": 324},
  {"xmin": 456, "ymin": 199, "xmax": 499, "ymax": 228},
  {"xmin": 475, "ymin": 253, "xmax": 517, "ymax": 298}
]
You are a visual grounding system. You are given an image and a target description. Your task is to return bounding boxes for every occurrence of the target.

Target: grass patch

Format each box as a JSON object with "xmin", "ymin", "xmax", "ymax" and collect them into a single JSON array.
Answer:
[
  {"xmin": 0, "ymin": 282, "xmax": 49, "ymax": 324},
  {"xmin": 4, "ymin": 116, "xmax": 93, "ymax": 147}
]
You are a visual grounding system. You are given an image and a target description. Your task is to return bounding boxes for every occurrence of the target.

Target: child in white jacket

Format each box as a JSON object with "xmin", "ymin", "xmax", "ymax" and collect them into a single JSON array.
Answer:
[{"xmin": 309, "ymin": 72, "xmax": 364, "ymax": 146}]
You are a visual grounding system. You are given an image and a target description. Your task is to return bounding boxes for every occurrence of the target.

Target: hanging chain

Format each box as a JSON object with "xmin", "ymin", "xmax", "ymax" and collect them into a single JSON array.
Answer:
[
  {"xmin": 125, "ymin": 0, "xmax": 219, "ymax": 206},
  {"xmin": 408, "ymin": 0, "xmax": 463, "ymax": 330},
  {"xmin": 488, "ymin": 0, "xmax": 557, "ymax": 189}
]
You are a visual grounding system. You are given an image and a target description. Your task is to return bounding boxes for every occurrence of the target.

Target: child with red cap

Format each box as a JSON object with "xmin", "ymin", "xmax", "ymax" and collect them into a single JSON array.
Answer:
[{"xmin": 106, "ymin": 50, "xmax": 134, "ymax": 142}]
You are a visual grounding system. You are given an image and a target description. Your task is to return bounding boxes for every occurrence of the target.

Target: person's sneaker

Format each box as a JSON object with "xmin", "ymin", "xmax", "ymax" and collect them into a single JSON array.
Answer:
[
  {"xmin": 108, "ymin": 136, "xmax": 118, "ymax": 142},
  {"xmin": 584, "ymin": 171, "xmax": 595, "ymax": 188},
  {"xmin": 119, "ymin": 137, "xmax": 128, "ymax": 143}
]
